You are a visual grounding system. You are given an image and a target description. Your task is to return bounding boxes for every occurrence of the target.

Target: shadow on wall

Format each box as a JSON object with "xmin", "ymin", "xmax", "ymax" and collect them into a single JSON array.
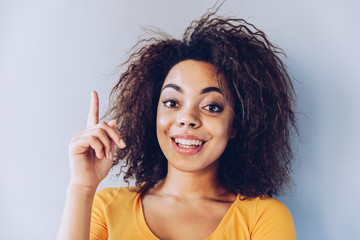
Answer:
[
  {"xmin": 280, "ymin": 51, "xmax": 360, "ymax": 239},
  {"xmin": 281, "ymin": 197, "xmax": 327, "ymax": 240},
  {"xmin": 278, "ymin": 58, "xmax": 328, "ymax": 240}
]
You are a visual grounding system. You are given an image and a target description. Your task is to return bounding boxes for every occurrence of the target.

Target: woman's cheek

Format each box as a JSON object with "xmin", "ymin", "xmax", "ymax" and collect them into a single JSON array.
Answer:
[
  {"xmin": 157, "ymin": 109, "xmax": 166, "ymax": 123},
  {"xmin": 209, "ymin": 118, "xmax": 232, "ymax": 139},
  {"xmin": 156, "ymin": 109, "xmax": 171, "ymax": 136}
]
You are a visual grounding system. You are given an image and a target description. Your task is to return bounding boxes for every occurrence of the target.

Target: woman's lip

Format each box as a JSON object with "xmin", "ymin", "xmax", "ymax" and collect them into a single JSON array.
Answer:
[
  {"xmin": 171, "ymin": 138, "xmax": 205, "ymax": 155},
  {"xmin": 170, "ymin": 134, "xmax": 206, "ymax": 142}
]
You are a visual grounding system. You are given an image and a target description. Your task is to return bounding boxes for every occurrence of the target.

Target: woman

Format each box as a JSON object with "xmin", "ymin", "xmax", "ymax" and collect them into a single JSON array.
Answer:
[{"xmin": 57, "ymin": 8, "xmax": 297, "ymax": 240}]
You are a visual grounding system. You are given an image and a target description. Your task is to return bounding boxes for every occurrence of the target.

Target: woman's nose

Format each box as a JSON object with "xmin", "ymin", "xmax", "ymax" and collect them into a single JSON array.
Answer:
[{"xmin": 176, "ymin": 106, "xmax": 201, "ymax": 129}]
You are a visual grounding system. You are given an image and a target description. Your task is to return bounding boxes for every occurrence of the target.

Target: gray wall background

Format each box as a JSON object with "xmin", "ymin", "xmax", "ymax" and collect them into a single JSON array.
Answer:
[{"xmin": 1, "ymin": 0, "xmax": 359, "ymax": 239}]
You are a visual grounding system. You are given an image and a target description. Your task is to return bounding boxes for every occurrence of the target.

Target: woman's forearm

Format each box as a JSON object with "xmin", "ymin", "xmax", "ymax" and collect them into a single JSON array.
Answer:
[{"xmin": 57, "ymin": 185, "xmax": 97, "ymax": 240}]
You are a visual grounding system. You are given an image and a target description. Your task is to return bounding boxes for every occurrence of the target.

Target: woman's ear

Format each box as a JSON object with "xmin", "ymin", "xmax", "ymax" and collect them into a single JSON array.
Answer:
[{"xmin": 230, "ymin": 127, "xmax": 237, "ymax": 139}]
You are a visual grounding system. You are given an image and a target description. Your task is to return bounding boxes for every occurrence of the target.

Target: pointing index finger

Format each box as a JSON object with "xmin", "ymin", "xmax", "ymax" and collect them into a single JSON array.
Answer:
[{"xmin": 87, "ymin": 91, "xmax": 99, "ymax": 128}]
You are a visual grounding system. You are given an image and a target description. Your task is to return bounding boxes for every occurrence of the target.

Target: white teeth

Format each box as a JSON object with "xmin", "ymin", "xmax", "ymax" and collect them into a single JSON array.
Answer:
[{"xmin": 174, "ymin": 138, "xmax": 204, "ymax": 147}]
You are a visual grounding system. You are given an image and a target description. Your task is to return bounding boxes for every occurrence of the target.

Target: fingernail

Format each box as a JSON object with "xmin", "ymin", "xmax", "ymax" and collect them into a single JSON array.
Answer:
[
  {"xmin": 110, "ymin": 151, "xmax": 113, "ymax": 160},
  {"xmin": 120, "ymin": 139, "xmax": 126, "ymax": 148}
]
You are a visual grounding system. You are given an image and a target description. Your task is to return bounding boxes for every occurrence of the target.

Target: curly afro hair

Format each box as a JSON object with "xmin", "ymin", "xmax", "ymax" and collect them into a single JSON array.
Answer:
[{"xmin": 105, "ymin": 8, "xmax": 296, "ymax": 198}]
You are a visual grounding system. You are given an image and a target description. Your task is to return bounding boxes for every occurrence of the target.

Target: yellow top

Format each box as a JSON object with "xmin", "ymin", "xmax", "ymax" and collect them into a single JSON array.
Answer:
[{"xmin": 90, "ymin": 187, "xmax": 296, "ymax": 240}]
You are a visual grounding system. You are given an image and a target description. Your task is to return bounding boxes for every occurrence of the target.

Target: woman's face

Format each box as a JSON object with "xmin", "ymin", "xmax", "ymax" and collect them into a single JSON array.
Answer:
[{"xmin": 156, "ymin": 60, "xmax": 236, "ymax": 173}]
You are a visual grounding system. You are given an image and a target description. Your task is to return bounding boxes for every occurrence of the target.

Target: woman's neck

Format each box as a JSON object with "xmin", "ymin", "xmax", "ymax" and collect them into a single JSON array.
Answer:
[{"xmin": 152, "ymin": 164, "xmax": 231, "ymax": 201}]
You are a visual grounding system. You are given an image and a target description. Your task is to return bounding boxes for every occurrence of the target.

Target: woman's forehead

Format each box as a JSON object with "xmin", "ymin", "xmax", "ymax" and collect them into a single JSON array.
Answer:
[
  {"xmin": 162, "ymin": 60, "xmax": 233, "ymax": 102},
  {"xmin": 163, "ymin": 60, "xmax": 221, "ymax": 89}
]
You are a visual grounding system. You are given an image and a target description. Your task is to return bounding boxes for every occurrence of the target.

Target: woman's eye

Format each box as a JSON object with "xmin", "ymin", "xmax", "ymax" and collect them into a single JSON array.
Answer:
[
  {"xmin": 162, "ymin": 99, "xmax": 179, "ymax": 108},
  {"xmin": 204, "ymin": 104, "xmax": 223, "ymax": 113}
]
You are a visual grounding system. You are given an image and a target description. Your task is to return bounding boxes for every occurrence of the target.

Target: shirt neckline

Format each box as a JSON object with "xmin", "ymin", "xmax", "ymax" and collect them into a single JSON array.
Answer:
[{"xmin": 135, "ymin": 192, "xmax": 239, "ymax": 239}]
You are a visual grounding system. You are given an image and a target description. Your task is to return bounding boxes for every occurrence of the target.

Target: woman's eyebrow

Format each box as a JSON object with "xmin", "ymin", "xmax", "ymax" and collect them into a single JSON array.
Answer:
[
  {"xmin": 161, "ymin": 84, "xmax": 223, "ymax": 96},
  {"xmin": 200, "ymin": 87, "xmax": 224, "ymax": 96},
  {"xmin": 162, "ymin": 83, "xmax": 183, "ymax": 93}
]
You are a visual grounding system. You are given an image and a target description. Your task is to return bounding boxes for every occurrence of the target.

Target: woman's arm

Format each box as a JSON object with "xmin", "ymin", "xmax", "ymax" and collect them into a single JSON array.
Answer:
[
  {"xmin": 57, "ymin": 185, "xmax": 97, "ymax": 240},
  {"xmin": 57, "ymin": 91, "xmax": 125, "ymax": 240}
]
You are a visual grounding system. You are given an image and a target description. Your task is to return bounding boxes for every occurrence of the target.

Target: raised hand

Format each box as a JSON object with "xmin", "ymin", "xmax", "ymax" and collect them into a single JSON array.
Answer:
[{"xmin": 68, "ymin": 91, "xmax": 126, "ymax": 189}]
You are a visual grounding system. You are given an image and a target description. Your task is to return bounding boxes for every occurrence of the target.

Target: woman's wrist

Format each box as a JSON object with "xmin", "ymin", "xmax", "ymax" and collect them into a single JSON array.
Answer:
[{"xmin": 67, "ymin": 183, "xmax": 98, "ymax": 196}]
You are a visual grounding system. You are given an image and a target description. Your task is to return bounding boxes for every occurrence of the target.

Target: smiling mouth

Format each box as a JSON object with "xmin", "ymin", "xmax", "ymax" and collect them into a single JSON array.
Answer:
[{"xmin": 172, "ymin": 138, "xmax": 205, "ymax": 148}]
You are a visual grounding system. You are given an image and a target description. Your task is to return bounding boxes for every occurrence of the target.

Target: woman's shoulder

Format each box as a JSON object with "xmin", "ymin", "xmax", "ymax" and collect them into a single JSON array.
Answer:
[
  {"xmin": 91, "ymin": 187, "xmax": 147, "ymax": 239},
  {"xmin": 233, "ymin": 196, "xmax": 296, "ymax": 239},
  {"xmin": 234, "ymin": 195, "xmax": 291, "ymax": 214},
  {"xmin": 94, "ymin": 186, "xmax": 141, "ymax": 208}
]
